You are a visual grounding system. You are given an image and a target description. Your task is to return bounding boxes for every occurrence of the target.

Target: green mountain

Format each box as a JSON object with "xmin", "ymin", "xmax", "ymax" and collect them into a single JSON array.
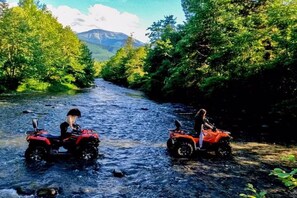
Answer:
[
  {"xmin": 82, "ymin": 41, "xmax": 114, "ymax": 61},
  {"xmin": 77, "ymin": 29, "xmax": 145, "ymax": 61}
]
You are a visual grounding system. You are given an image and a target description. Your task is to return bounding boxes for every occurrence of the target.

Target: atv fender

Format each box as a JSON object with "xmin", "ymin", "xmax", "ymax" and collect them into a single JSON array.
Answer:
[
  {"xmin": 214, "ymin": 133, "xmax": 231, "ymax": 143},
  {"xmin": 27, "ymin": 137, "xmax": 51, "ymax": 146},
  {"xmin": 76, "ymin": 137, "xmax": 99, "ymax": 148}
]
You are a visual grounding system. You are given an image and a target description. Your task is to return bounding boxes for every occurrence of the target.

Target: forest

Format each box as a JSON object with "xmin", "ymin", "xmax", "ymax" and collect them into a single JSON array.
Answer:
[
  {"xmin": 0, "ymin": 0, "xmax": 296, "ymax": 138},
  {"xmin": 0, "ymin": 0, "xmax": 95, "ymax": 93},
  {"xmin": 100, "ymin": 0, "xmax": 297, "ymax": 139}
]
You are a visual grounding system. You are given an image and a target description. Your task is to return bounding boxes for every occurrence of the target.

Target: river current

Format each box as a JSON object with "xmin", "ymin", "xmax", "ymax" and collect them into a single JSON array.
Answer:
[
  {"xmin": 0, "ymin": 79, "xmax": 206, "ymax": 198},
  {"xmin": 1, "ymin": 79, "xmax": 294, "ymax": 198}
]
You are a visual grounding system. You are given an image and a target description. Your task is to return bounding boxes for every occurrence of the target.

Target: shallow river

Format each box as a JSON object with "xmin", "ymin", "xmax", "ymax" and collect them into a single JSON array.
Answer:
[{"xmin": 0, "ymin": 79, "xmax": 295, "ymax": 198}]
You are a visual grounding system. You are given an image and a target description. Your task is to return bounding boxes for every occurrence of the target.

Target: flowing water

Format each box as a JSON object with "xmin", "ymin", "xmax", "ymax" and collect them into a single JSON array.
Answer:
[{"xmin": 0, "ymin": 79, "xmax": 295, "ymax": 198}]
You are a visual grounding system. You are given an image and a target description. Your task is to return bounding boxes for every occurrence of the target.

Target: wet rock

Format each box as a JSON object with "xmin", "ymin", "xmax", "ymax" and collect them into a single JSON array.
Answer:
[
  {"xmin": 78, "ymin": 187, "xmax": 97, "ymax": 194},
  {"xmin": 36, "ymin": 187, "xmax": 58, "ymax": 198},
  {"xmin": 140, "ymin": 107, "xmax": 148, "ymax": 110},
  {"xmin": 69, "ymin": 185, "xmax": 97, "ymax": 195},
  {"xmin": 261, "ymin": 124, "xmax": 269, "ymax": 128},
  {"xmin": 23, "ymin": 110, "xmax": 33, "ymax": 113},
  {"xmin": 113, "ymin": 169, "xmax": 125, "ymax": 178},
  {"xmin": 15, "ymin": 186, "xmax": 35, "ymax": 195}
]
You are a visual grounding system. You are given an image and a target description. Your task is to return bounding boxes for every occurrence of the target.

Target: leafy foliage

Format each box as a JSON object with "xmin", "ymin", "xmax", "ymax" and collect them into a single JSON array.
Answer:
[
  {"xmin": 101, "ymin": 35, "xmax": 147, "ymax": 88},
  {"xmin": 270, "ymin": 154, "xmax": 297, "ymax": 190},
  {"xmin": 239, "ymin": 183, "xmax": 267, "ymax": 198},
  {"xmin": 270, "ymin": 168, "xmax": 297, "ymax": 190},
  {"xmin": 136, "ymin": 0, "xmax": 297, "ymax": 133},
  {"xmin": 99, "ymin": 1, "xmax": 297, "ymax": 136},
  {"xmin": 0, "ymin": 0, "xmax": 95, "ymax": 93}
]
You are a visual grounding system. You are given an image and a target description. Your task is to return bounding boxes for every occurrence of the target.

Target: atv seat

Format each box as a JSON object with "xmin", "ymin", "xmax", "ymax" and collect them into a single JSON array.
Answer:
[
  {"xmin": 41, "ymin": 134, "xmax": 61, "ymax": 140},
  {"xmin": 41, "ymin": 134, "xmax": 62, "ymax": 144},
  {"xmin": 189, "ymin": 133, "xmax": 200, "ymax": 138}
]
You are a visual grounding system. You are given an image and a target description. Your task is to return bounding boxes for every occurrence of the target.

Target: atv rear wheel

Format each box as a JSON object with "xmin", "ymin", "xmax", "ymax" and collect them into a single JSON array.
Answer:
[
  {"xmin": 215, "ymin": 141, "xmax": 232, "ymax": 158},
  {"xmin": 175, "ymin": 141, "xmax": 193, "ymax": 157},
  {"xmin": 25, "ymin": 146, "xmax": 48, "ymax": 162},
  {"xmin": 78, "ymin": 146, "xmax": 98, "ymax": 161}
]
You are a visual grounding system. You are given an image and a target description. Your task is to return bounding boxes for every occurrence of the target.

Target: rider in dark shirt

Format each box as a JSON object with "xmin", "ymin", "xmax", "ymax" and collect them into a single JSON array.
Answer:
[
  {"xmin": 60, "ymin": 108, "xmax": 81, "ymax": 139},
  {"xmin": 194, "ymin": 109, "xmax": 215, "ymax": 149}
]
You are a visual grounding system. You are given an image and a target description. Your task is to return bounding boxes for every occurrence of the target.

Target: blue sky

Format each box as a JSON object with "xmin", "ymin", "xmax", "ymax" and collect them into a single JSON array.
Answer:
[{"xmin": 8, "ymin": 0, "xmax": 185, "ymax": 42}]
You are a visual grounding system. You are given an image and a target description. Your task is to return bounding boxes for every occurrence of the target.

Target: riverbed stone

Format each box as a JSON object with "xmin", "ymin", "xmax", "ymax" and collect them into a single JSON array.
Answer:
[
  {"xmin": 23, "ymin": 110, "xmax": 33, "ymax": 113},
  {"xmin": 113, "ymin": 169, "xmax": 125, "ymax": 178},
  {"xmin": 15, "ymin": 186, "xmax": 35, "ymax": 195},
  {"xmin": 36, "ymin": 187, "xmax": 58, "ymax": 198}
]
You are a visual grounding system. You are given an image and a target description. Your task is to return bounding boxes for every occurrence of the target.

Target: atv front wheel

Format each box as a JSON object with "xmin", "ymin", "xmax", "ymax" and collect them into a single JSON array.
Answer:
[
  {"xmin": 215, "ymin": 142, "xmax": 232, "ymax": 158},
  {"xmin": 167, "ymin": 139, "xmax": 174, "ymax": 151},
  {"xmin": 175, "ymin": 142, "xmax": 193, "ymax": 158},
  {"xmin": 25, "ymin": 146, "xmax": 48, "ymax": 162},
  {"xmin": 78, "ymin": 146, "xmax": 98, "ymax": 161}
]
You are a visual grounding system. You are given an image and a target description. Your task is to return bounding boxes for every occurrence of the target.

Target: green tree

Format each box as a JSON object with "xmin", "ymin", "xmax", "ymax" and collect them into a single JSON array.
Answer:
[
  {"xmin": 143, "ymin": 15, "xmax": 183, "ymax": 99},
  {"xmin": 75, "ymin": 43, "xmax": 95, "ymax": 88},
  {"xmin": 101, "ymin": 35, "xmax": 147, "ymax": 88},
  {"xmin": 146, "ymin": 15, "xmax": 177, "ymax": 43},
  {"xmin": 0, "ymin": 5, "xmax": 35, "ymax": 90},
  {"xmin": 0, "ymin": 0, "xmax": 95, "ymax": 92}
]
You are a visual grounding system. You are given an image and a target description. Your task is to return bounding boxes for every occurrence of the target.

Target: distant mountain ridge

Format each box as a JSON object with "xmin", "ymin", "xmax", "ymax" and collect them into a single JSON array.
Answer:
[{"xmin": 77, "ymin": 29, "xmax": 145, "ymax": 61}]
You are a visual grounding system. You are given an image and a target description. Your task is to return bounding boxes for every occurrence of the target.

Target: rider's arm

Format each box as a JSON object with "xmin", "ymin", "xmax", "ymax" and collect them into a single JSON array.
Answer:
[
  {"xmin": 203, "ymin": 119, "xmax": 215, "ymax": 130},
  {"xmin": 204, "ymin": 122, "xmax": 213, "ymax": 129}
]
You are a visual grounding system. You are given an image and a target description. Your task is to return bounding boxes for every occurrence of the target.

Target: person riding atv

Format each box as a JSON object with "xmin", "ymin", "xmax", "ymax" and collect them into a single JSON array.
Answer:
[
  {"xmin": 167, "ymin": 119, "xmax": 232, "ymax": 158},
  {"xmin": 194, "ymin": 108, "xmax": 216, "ymax": 150},
  {"xmin": 25, "ymin": 109, "xmax": 100, "ymax": 162},
  {"xmin": 60, "ymin": 108, "xmax": 81, "ymax": 139}
]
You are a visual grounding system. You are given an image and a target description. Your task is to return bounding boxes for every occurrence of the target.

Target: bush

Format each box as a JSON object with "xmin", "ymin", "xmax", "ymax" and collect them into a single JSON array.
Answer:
[{"xmin": 17, "ymin": 79, "xmax": 50, "ymax": 92}]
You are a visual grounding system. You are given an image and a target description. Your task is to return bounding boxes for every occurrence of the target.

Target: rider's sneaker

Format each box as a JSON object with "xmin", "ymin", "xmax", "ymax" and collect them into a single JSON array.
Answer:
[{"xmin": 197, "ymin": 147, "xmax": 206, "ymax": 151}]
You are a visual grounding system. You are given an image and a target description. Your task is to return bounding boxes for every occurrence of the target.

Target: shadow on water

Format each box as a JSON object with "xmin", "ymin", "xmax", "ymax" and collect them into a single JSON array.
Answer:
[{"xmin": 24, "ymin": 155, "xmax": 102, "ymax": 173}]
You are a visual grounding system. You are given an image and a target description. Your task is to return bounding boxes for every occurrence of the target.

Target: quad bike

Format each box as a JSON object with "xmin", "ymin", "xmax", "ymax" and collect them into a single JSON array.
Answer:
[
  {"xmin": 25, "ymin": 119, "xmax": 100, "ymax": 162},
  {"xmin": 167, "ymin": 120, "xmax": 232, "ymax": 158}
]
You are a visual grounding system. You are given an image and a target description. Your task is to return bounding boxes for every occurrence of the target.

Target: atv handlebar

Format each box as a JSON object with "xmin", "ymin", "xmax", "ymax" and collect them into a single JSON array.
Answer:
[
  {"xmin": 71, "ymin": 124, "xmax": 82, "ymax": 134},
  {"xmin": 71, "ymin": 129, "xmax": 82, "ymax": 135}
]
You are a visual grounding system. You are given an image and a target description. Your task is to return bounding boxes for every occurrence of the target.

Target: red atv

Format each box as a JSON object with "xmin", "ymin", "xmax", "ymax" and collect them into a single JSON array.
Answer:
[
  {"xmin": 25, "ymin": 119, "xmax": 100, "ymax": 162},
  {"xmin": 167, "ymin": 120, "xmax": 232, "ymax": 158}
]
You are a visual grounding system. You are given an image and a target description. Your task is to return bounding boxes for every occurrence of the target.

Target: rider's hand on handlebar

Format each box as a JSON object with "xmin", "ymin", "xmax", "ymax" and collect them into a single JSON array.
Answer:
[{"xmin": 72, "ymin": 124, "xmax": 81, "ymax": 130}]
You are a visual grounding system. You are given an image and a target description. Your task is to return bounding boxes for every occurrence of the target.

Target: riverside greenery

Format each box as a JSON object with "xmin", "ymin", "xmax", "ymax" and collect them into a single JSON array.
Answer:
[
  {"xmin": 1, "ymin": 0, "xmax": 296, "ymax": 134},
  {"xmin": 100, "ymin": 0, "xmax": 296, "ymax": 135},
  {"xmin": 0, "ymin": 0, "xmax": 95, "ymax": 93}
]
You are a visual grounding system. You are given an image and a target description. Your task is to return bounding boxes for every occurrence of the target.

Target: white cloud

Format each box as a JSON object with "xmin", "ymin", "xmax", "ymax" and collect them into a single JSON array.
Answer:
[
  {"xmin": 47, "ymin": 4, "xmax": 148, "ymax": 43},
  {"xmin": 7, "ymin": 1, "xmax": 18, "ymax": 8}
]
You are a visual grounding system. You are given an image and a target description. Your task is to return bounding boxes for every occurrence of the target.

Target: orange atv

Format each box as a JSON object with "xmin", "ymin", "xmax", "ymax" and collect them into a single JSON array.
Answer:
[{"xmin": 167, "ymin": 120, "xmax": 232, "ymax": 158}]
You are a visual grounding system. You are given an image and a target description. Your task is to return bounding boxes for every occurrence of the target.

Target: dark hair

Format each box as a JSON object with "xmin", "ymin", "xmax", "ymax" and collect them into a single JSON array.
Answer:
[
  {"xmin": 195, "ymin": 108, "xmax": 206, "ymax": 119},
  {"xmin": 67, "ymin": 108, "xmax": 81, "ymax": 117}
]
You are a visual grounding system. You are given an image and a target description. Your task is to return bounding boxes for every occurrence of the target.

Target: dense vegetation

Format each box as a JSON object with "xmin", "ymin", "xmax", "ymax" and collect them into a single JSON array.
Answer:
[
  {"xmin": 0, "ymin": 0, "xmax": 95, "ymax": 93},
  {"xmin": 0, "ymin": 0, "xmax": 295, "ymax": 137},
  {"xmin": 101, "ymin": 0, "xmax": 296, "ymax": 137},
  {"xmin": 101, "ymin": 36, "xmax": 148, "ymax": 88}
]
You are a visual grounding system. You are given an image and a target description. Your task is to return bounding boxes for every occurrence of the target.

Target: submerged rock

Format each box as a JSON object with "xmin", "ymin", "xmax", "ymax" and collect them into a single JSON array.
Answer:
[
  {"xmin": 36, "ymin": 187, "xmax": 58, "ymax": 198},
  {"xmin": 112, "ymin": 169, "xmax": 125, "ymax": 178},
  {"xmin": 23, "ymin": 110, "xmax": 33, "ymax": 113},
  {"xmin": 15, "ymin": 186, "xmax": 35, "ymax": 195}
]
